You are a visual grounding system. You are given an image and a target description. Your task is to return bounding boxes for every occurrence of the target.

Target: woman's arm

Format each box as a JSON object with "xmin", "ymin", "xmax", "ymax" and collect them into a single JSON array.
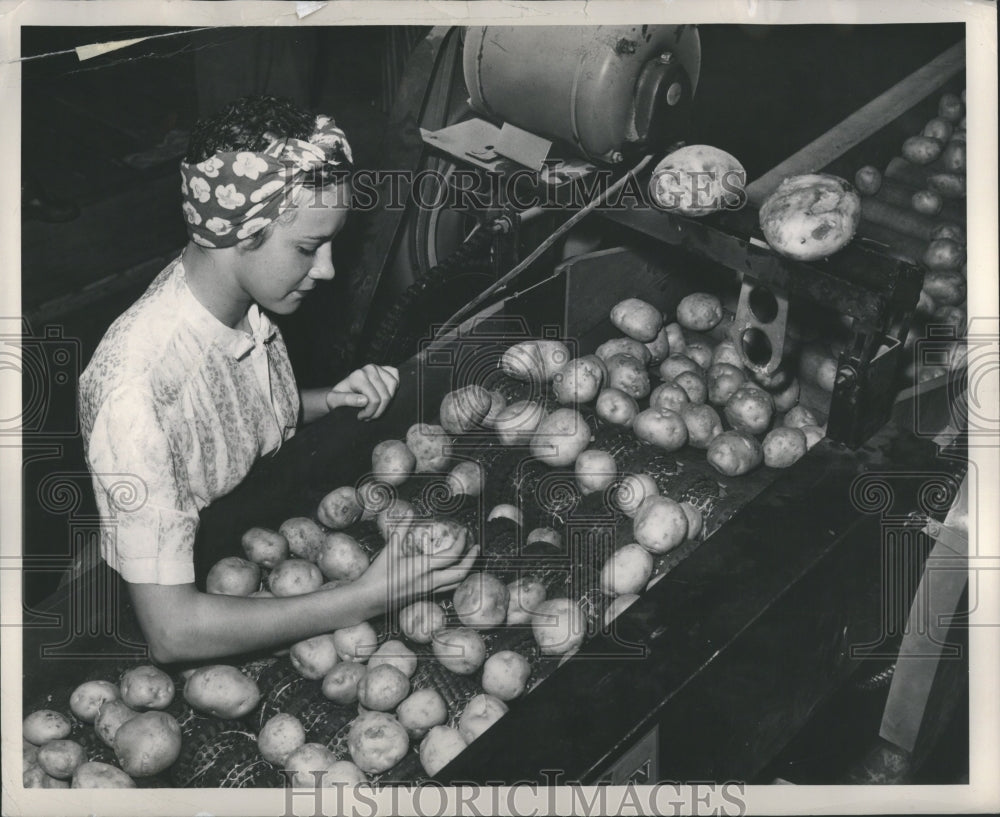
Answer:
[{"xmin": 300, "ymin": 364, "xmax": 400, "ymax": 423}]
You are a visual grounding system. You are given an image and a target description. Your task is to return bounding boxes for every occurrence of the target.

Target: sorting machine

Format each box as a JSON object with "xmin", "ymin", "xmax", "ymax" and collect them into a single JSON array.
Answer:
[{"xmin": 22, "ymin": 25, "xmax": 971, "ymax": 788}]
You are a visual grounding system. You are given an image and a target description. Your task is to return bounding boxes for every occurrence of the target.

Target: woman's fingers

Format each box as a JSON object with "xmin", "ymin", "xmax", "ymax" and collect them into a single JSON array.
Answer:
[
  {"xmin": 326, "ymin": 389, "xmax": 368, "ymax": 411},
  {"xmin": 430, "ymin": 545, "xmax": 480, "ymax": 591}
]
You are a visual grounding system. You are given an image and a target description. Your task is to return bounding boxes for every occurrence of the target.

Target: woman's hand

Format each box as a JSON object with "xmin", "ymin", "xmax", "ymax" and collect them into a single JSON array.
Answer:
[{"xmin": 326, "ymin": 364, "xmax": 400, "ymax": 420}]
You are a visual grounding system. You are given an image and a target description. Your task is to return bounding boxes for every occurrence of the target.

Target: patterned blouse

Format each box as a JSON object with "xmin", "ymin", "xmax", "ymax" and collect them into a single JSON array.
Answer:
[{"xmin": 79, "ymin": 257, "xmax": 300, "ymax": 585}]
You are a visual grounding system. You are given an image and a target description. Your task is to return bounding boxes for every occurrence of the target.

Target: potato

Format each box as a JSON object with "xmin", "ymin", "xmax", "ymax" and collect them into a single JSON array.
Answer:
[
  {"xmin": 552, "ymin": 355, "xmax": 605, "ymax": 405},
  {"xmin": 37, "ymin": 739, "xmax": 86, "ymax": 779},
  {"xmin": 530, "ymin": 408, "xmax": 592, "ymax": 467},
  {"xmin": 707, "ymin": 430, "xmax": 764, "ymax": 477},
  {"xmin": 763, "ymin": 427, "xmax": 808, "ymax": 468},
  {"xmin": 357, "ymin": 664, "xmax": 411, "ymax": 712},
  {"xmin": 633, "ymin": 496, "xmax": 688, "ymax": 554},
  {"xmin": 316, "ymin": 532, "xmax": 369, "ymax": 582},
  {"xmin": 673, "ymin": 370, "xmax": 707, "ymax": 404},
  {"xmin": 649, "ymin": 381, "xmax": 689, "ymax": 413},
  {"xmin": 332, "ymin": 622, "xmax": 379, "ymax": 663},
  {"xmin": 684, "ymin": 342, "xmax": 714, "ymax": 371},
  {"xmin": 71, "ymin": 761, "xmax": 136, "ymax": 789},
  {"xmin": 633, "ymin": 408, "xmax": 688, "ymax": 451},
  {"xmin": 770, "ymin": 377, "xmax": 801, "ymax": 413},
  {"xmin": 923, "ymin": 270, "xmax": 966, "ymax": 306},
  {"xmin": 113, "ymin": 711, "xmax": 182, "ymax": 778},
  {"xmin": 453, "ymin": 572, "xmax": 509, "ymax": 629},
  {"xmin": 400, "ymin": 600, "xmax": 447, "ymax": 644},
  {"xmin": 206, "ymin": 556, "xmax": 261, "ymax": 597},
  {"xmin": 120, "ymin": 665, "xmax": 175, "ymax": 711},
  {"xmin": 348, "ymin": 711, "xmax": 409, "ymax": 774},
  {"xmin": 316, "ymin": 486, "xmax": 363, "ymax": 530},
  {"xmin": 24, "ymin": 764, "xmax": 70, "ymax": 788},
  {"xmin": 605, "ymin": 353, "xmax": 651, "ymax": 399},
  {"xmin": 724, "ymin": 386, "xmax": 775, "ymax": 435},
  {"xmin": 922, "ymin": 117, "xmax": 953, "ymax": 142},
  {"xmin": 420, "ymin": 726, "xmax": 468, "ymax": 777},
  {"xmin": 801, "ymin": 424, "xmax": 826, "ymax": 449},
  {"xmin": 285, "ymin": 742, "xmax": 336, "ymax": 787},
  {"xmin": 931, "ymin": 222, "xmax": 966, "ymax": 244},
  {"xmin": 325, "ymin": 760, "xmax": 367, "ymax": 786},
  {"xmin": 458, "ymin": 694, "xmax": 509, "ymax": 744},
  {"xmin": 506, "ymin": 578, "xmax": 547, "ymax": 626},
  {"xmin": 239, "ymin": 527, "xmax": 289, "ymax": 569},
  {"xmin": 395, "ymin": 688, "xmax": 448, "ymax": 739},
  {"xmin": 447, "ymin": 460, "xmax": 484, "ymax": 497},
  {"xmin": 321, "ymin": 662, "xmax": 367, "ymax": 705},
  {"xmin": 923, "ymin": 238, "xmax": 964, "ymax": 271},
  {"xmin": 938, "ymin": 92, "xmax": 964, "ymax": 122},
  {"xmin": 258, "ymin": 713, "xmax": 307, "ymax": 765},
  {"xmin": 854, "ymin": 165, "xmax": 882, "ymax": 195},
  {"xmin": 601, "ymin": 543, "xmax": 654, "ymax": 596},
  {"xmin": 24, "ymin": 739, "xmax": 39, "ymax": 768},
  {"xmin": 614, "ymin": 473, "xmax": 659, "ymax": 517},
  {"xmin": 184, "ymin": 665, "xmax": 261, "ymax": 719},
  {"xmin": 488, "ymin": 503, "xmax": 523, "ymax": 526},
  {"xmin": 603, "ymin": 593, "xmax": 640, "ymax": 626},
  {"xmin": 798, "ymin": 344, "xmax": 838, "ymax": 392},
  {"xmin": 69, "ymin": 680, "xmax": 120, "ymax": 724},
  {"xmin": 280, "ymin": 517, "xmax": 326, "ymax": 562},
  {"xmin": 501, "ymin": 340, "xmax": 570, "ymax": 382},
  {"xmin": 679, "ymin": 501, "xmax": 704, "ymax": 541},
  {"xmin": 371, "ymin": 439, "xmax": 416, "ymax": 486},
  {"xmin": 933, "ymin": 304, "xmax": 966, "ymax": 327},
  {"xmin": 911, "ymin": 189, "xmax": 943, "ymax": 216},
  {"xmin": 610, "ymin": 298, "xmax": 663, "ymax": 342},
  {"xmin": 401, "ymin": 517, "xmax": 467, "ymax": 558},
  {"xmin": 711, "ymin": 340, "xmax": 745, "ymax": 369},
  {"xmin": 290, "ymin": 634, "xmax": 340, "ymax": 680},
  {"xmin": 369, "ymin": 639, "xmax": 417, "ymax": 678},
  {"xmin": 664, "ymin": 323, "xmax": 687, "ymax": 355},
  {"xmin": 95, "ymin": 700, "xmax": 138, "ymax": 748},
  {"xmin": 268, "ymin": 558, "xmax": 323, "ymax": 597},
  {"xmin": 481, "ymin": 651, "xmax": 532, "ymax": 701},
  {"xmin": 376, "ymin": 498, "xmax": 415, "ymax": 540},
  {"xmin": 659, "ymin": 353, "xmax": 702, "ymax": 382},
  {"xmin": 575, "ymin": 449, "xmax": 618, "ymax": 496},
  {"xmin": 405, "ymin": 423, "xmax": 451, "ymax": 472},
  {"xmin": 783, "ymin": 404, "xmax": 819, "ymax": 429},
  {"xmin": 902, "ymin": 136, "xmax": 943, "ymax": 165},
  {"xmin": 759, "ymin": 174, "xmax": 861, "ymax": 261},
  {"xmin": 595, "ymin": 388, "xmax": 640, "ymax": 427},
  {"xmin": 941, "ymin": 141, "xmax": 966, "ymax": 174},
  {"xmin": 595, "ymin": 337, "xmax": 651, "ymax": 365},
  {"xmin": 649, "ymin": 144, "xmax": 746, "ymax": 216},
  {"xmin": 643, "ymin": 326, "xmax": 672, "ymax": 363},
  {"xmin": 527, "ymin": 527, "xmax": 562, "ymax": 548},
  {"xmin": 927, "ymin": 172, "xmax": 966, "ymax": 199},
  {"xmin": 481, "ymin": 390, "xmax": 508, "ymax": 428},
  {"xmin": 676, "ymin": 293, "xmax": 724, "ymax": 332},
  {"xmin": 494, "ymin": 400, "xmax": 547, "ymax": 446},
  {"xmin": 440, "ymin": 385, "xmax": 492, "ymax": 434},
  {"xmin": 432, "ymin": 627, "xmax": 487, "ymax": 674},
  {"xmin": 532, "ymin": 598, "xmax": 586, "ymax": 656},
  {"xmin": 679, "ymin": 403, "xmax": 724, "ymax": 449}
]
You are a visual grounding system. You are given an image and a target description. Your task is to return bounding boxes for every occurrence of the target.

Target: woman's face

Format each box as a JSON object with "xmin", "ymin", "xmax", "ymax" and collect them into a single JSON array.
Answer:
[{"xmin": 234, "ymin": 186, "xmax": 349, "ymax": 315}]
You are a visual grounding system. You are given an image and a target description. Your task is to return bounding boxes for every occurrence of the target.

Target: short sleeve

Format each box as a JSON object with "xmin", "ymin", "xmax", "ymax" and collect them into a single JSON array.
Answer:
[{"xmin": 86, "ymin": 385, "xmax": 199, "ymax": 585}]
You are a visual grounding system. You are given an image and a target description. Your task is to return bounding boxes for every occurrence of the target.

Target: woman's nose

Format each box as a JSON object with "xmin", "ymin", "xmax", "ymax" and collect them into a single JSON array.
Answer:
[{"xmin": 308, "ymin": 244, "xmax": 335, "ymax": 281}]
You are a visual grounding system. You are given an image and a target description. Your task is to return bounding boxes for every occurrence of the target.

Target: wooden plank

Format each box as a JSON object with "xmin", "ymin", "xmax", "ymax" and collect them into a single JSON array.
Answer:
[{"xmin": 746, "ymin": 42, "xmax": 965, "ymax": 207}]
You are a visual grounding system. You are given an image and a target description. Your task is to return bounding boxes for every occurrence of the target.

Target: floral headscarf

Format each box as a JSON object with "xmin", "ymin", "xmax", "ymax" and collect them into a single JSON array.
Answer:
[{"xmin": 179, "ymin": 115, "xmax": 353, "ymax": 249}]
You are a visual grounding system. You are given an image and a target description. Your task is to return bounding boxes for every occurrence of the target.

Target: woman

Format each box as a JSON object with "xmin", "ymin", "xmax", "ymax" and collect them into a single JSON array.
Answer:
[{"xmin": 79, "ymin": 96, "xmax": 476, "ymax": 664}]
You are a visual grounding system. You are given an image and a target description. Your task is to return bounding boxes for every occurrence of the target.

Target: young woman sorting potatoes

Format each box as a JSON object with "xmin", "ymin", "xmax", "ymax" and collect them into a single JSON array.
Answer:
[{"xmin": 79, "ymin": 96, "xmax": 477, "ymax": 664}]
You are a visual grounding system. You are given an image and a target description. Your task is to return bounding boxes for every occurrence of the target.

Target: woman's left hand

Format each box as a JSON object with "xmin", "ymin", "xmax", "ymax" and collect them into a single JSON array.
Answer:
[{"xmin": 326, "ymin": 364, "xmax": 400, "ymax": 420}]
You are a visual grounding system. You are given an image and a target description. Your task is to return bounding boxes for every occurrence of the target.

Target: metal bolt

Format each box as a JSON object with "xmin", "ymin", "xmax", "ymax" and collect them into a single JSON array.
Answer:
[
  {"xmin": 610, "ymin": 151, "xmax": 624, "ymax": 164},
  {"xmin": 658, "ymin": 51, "xmax": 674, "ymax": 64}
]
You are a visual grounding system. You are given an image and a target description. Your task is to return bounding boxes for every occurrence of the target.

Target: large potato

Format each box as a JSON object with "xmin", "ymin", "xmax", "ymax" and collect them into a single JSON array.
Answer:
[
  {"xmin": 606, "ymin": 353, "xmax": 651, "ymax": 399},
  {"xmin": 321, "ymin": 662, "xmax": 367, "ymax": 705},
  {"xmin": 712, "ymin": 340, "xmax": 745, "ymax": 369},
  {"xmin": 679, "ymin": 501, "xmax": 704, "ymax": 541},
  {"xmin": 431, "ymin": 627, "xmax": 486, "ymax": 675},
  {"xmin": 575, "ymin": 449, "xmax": 618, "ymax": 495},
  {"xmin": 633, "ymin": 408, "xmax": 688, "ymax": 451},
  {"xmin": 684, "ymin": 342, "xmax": 714, "ymax": 371},
  {"xmin": 481, "ymin": 651, "xmax": 532, "ymax": 701},
  {"xmin": 530, "ymin": 408, "xmax": 592, "ymax": 467},
  {"xmin": 901, "ymin": 135, "xmax": 943, "ymax": 165},
  {"xmin": 347, "ymin": 711, "xmax": 409, "ymax": 774},
  {"xmin": 674, "ymin": 370, "xmax": 707, "ymax": 404},
  {"xmin": 801, "ymin": 424, "xmax": 826, "ymax": 449},
  {"xmin": 649, "ymin": 144, "xmax": 746, "ymax": 216},
  {"xmin": 707, "ymin": 362, "xmax": 746, "ymax": 405},
  {"xmin": 771, "ymin": 377, "xmax": 801, "ymax": 413},
  {"xmin": 676, "ymin": 293, "xmax": 724, "ymax": 332},
  {"xmin": 396, "ymin": 688, "xmax": 448, "ymax": 739},
  {"xmin": 71, "ymin": 761, "xmax": 136, "ymax": 789},
  {"xmin": 183, "ymin": 665, "xmax": 261, "ymax": 719},
  {"xmin": 284, "ymin": 743, "xmax": 337, "ymax": 786},
  {"xmin": 23, "ymin": 710, "xmax": 71, "ymax": 746},
  {"xmin": 922, "ymin": 238, "xmax": 964, "ymax": 271},
  {"xmin": 316, "ymin": 532, "xmax": 369, "ymax": 582},
  {"xmin": 596, "ymin": 337, "xmax": 651, "ymax": 365},
  {"xmin": 371, "ymin": 439, "xmax": 416, "ymax": 486},
  {"xmin": 120, "ymin": 665, "xmax": 175, "ymax": 711},
  {"xmin": 610, "ymin": 298, "xmax": 663, "ymax": 342},
  {"xmin": 290, "ymin": 634, "xmax": 341, "ymax": 680},
  {"xmin": 23, "ymin": 766, "xmax": 69, "ymax": 789},
  {"xmin": 95, "ymin": 700, "xmax": 138, "ymax": 748},
  {"xmin": 724, "ymin": 386, "xmax": 775, "ymax": 436},
  {"xmin": 453, "ymin": 572, "xmax": 510, "ymax": 629},
  {"xmin": 922, "ymin": 270, "xmax": 966, "ymax": 306},
  {"xmin": 401, "ymin": 517, "xmax": 467, "ymax": 558},
  {"xmin": 241, "ymin": 527, "xmax": 289, "ymax": 569},
  {"xmin": 258, "ymin": 713, "xmax": 306, "ymax": 765},
  {"xmin": 595, "ymin": 388, "xmax": 640, "ymax": 427},
  {"xmin": 279, "ymin": 517, "xmax": 326, "ymax": 562},
  {"xmin": 206, "ymin": 556, "xmax": 261, "ymax": 597},
  {"xmin": 447, "ymin": 460, "xmax": 484, "ymax": 497},
  {"xmin": 405, "ymin": 423, "xmax": 451, "ymax": 472},
  {"xmin": 506, "ymin": 578, "xmax": 547, "ymax": 626},
  {"xmin": 783, "ymin": 404, "xmax": 819, "ymax": 429},
  {"xmin": 488, "ymin": 503, "xmax": 523, "ymax": 526},
  {"xmin": 69, "ymin": 680, "xmax": 120, "ymax": 724},
  {"xmin": 268, "ymin": 558, "xmax": 323, "ymax": 597},
  {"xmin": 357, "ymin": 664, "xmax": 411, "ymax": 712},
  {"xmin": 316, "ymin": 486, "xmax": 363, "ymax": 530},
  {"xmin": 501, "ymin": 340, "xmax": 570, "ymax": 382},
  {"xmin": 604, "ymin": 593, "xmax": 640, "ymax": 625},
  {"xmin": 799, "ymin": 344, "xmax": 838, "ymax": 391},
  {"xmin": 440, "ymin": 385, "xmax": 492, "ymax": 434},
  {"xmin": 494, "ymin": 400, "xmax": 547, "ymax": 446},
  {"xmin": 659, "ymin": 353, "xmax": 702, "ymax": 382},
  {"xmin": 679, "ymin": 403, "xmax": 724, "ymax": 449},
  {"xmin": 532, "ymin": 598, "xmax": 586, "ymax": 656},
  {"xmin": 368, "ymin": 639, "xmax": 418, "ymax": 678},
  {"xmin": 419, "ymin": 726, "xmax": 468, "ymax": 777},
  {"xmin": 37, "ymin": 739, "xmax": 86, "ymax": 780},
  {"xmin": 614, "ymin": 473, "xmax": 659, "ymax": 517},
  {"xmin": 552, "ymin": 355, "xmax": 606, "ymax": 405},
  {"xmin": 113, "ymin": 711, "xmax": 182, "ymax": 778},
  {"xmin": 707, "ymin": 430, "xmax": 764, "ymax": 476},
  {"xmin": 601, "ymin": 543, "xmax": 654, "ymax": 595},
  {"xmin": 649, "ymin": 381, "xmax": 690, "ymax": 413},
  {"xmin": 332, "ymin": 622, "xmax": 379, "ymax": 663},
  {"xmin": 458, "ymin": 694, "xmax": 509, "ymax": 743},
  {"xmin": 633, "ymin": 496, "xmax": 688, "ymax": 554},
  {"xmin": 400, "ymin": 600, "xmax": 447, "ymax": 644},
  {"xmin": 644, "ymin": 326, "xmax": 672, "ymax": 363},
  {"xmin": 482, "ymin": 390, "xmax": 508, "ymax": 428},
  {"xmin": 762, "ymin": 427, "xmax": 808, "ymax": 468},
  {"xmin": 759, "ymin": 174, "xmax": 861, "ymax": 261}
]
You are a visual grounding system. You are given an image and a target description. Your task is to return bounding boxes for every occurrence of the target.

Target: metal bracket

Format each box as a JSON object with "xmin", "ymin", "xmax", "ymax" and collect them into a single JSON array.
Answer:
[{"xmin": 731, "ymin": 275, "xmax": 790, "ymax": 376}]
